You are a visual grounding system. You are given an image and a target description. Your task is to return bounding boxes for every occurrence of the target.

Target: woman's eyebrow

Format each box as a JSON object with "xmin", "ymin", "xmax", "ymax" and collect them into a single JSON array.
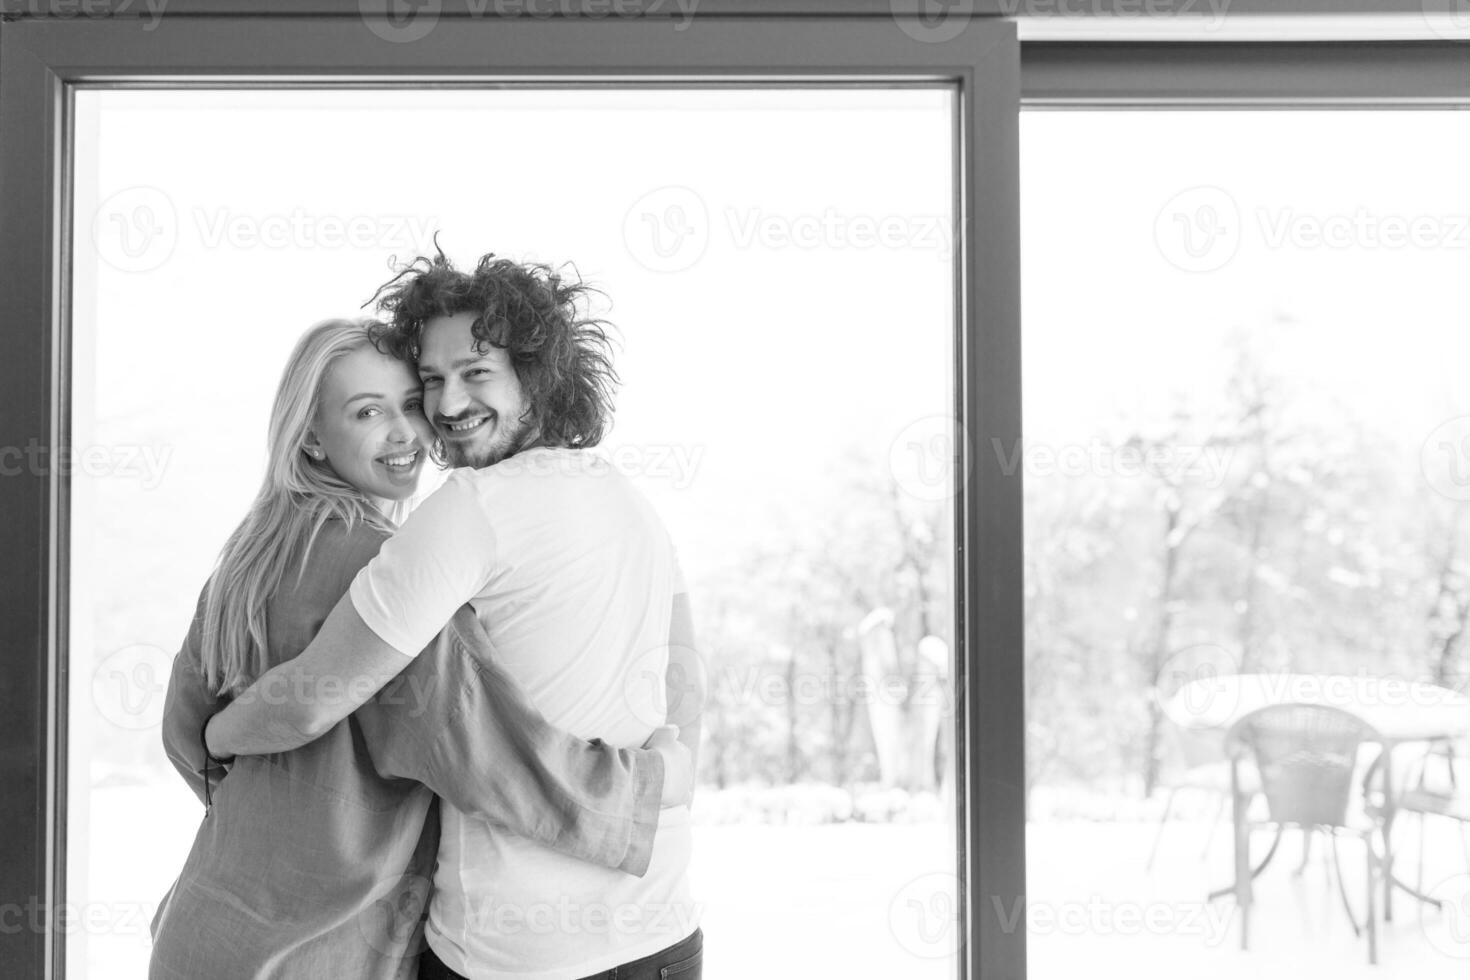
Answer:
[{"xmin": 343, "ymin": 392, "xmax": 386, "ymax": 406}]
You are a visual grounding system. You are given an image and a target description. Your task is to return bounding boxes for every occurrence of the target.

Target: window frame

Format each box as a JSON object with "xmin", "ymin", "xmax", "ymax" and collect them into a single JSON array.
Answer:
[{"xmin": 0, "ymin": 11, "xmax": 1024, "ymax": 980}]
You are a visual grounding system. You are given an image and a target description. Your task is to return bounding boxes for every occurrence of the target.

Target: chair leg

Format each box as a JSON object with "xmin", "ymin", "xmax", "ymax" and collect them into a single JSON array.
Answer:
[
  {"xmin": 1234, "ymin": 795, "xmax": 1251, "ymax": 951},
  {"xmin": 1201, "ymin": 791, "xmax": 1227, "ymax": 862},
  {"xmin": 1295, "ymin": 826, "xmax": 1314, "ymax": 876},
  {"xmin": 1418, "ymin": 812, "xmax": 1426, "ymax": 901},
  {"xmin": 1330, "ymin": 831, "xmax": 1363, "ymax": 938},
  {"xmin": 1147, "ymin": 787, "xmax": 1178, "ymax": 871},
  {"xmin": 1366, "ymin": 834, "xmax": 1378, "ymax": 966}
]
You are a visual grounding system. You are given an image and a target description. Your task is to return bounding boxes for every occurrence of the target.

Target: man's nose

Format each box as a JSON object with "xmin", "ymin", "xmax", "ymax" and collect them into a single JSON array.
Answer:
[{"xmin": 436, "ymin": 377, "xmax": 470, "ymax": 419}]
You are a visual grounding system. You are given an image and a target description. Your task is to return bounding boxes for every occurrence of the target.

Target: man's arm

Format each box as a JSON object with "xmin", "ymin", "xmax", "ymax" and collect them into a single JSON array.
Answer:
[
  {"xmin": 204, "ymin": 592, "xmax": 410, "ymax": 757},
  {"xmin": 161, "ymin": 594, "xmax": 231, "ymax": 806},
  {"xmin": 352, "ymin": 603, "xmax": 674, "ymax": 875},
  {"xmin": 666, "ymin": 592, "xmax": 705, "ymax": 795}
]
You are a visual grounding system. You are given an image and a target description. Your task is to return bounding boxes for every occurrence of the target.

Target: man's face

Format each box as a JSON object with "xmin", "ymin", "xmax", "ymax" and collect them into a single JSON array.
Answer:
[{"xmin": 417, "ymin": 311, "xmax": 530, "ymax": 468}]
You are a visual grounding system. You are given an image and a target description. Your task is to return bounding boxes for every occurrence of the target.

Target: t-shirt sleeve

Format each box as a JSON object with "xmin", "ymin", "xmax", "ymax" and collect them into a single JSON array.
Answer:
[{"xmin": 349, "ymin": 473, "xmax": 497, "ymax": 657}]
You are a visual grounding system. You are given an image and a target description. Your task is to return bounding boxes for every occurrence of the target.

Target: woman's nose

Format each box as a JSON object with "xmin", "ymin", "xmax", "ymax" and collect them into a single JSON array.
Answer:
[{"xmin": 386, "ymin": 414, "xmax": 415, "ymax": 443}]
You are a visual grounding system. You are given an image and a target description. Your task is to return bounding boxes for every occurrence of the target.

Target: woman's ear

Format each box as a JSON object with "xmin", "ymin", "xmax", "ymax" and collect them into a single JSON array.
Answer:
[{"xmin": 302, "ymin": 431, "xmax": 325, "ymax": 462}]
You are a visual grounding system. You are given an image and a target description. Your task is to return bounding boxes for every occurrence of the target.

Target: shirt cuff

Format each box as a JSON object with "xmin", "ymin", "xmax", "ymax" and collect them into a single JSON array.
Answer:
[{"xmin": 617, "ymin": 744, "xmax": 665, "ymax": 878}]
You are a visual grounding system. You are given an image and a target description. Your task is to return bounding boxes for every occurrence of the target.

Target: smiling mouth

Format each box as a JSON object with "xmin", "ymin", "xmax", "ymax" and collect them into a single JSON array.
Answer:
[
  {"xmin": 441, "ymin": 415, "xmax": 491, "ymax": 437},
  {"xmin": 376, "ymin": 450, "xmax": 421, "ymax": 471}
]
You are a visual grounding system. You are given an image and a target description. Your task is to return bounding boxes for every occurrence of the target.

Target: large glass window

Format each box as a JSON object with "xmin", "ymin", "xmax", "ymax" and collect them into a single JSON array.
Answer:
[
  {"xmin": 1024, "ymin": 110, "xmax": 1470, "ymax": 977},
  {"xmin": 70, "ymin": 87, "xmax": 958, "ymax": 979}
]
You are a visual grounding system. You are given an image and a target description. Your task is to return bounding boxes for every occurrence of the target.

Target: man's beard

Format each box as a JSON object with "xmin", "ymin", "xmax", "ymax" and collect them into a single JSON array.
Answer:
[{"xmin": 442, "ymin": 413, "xmax": 529, "ymax": 469}]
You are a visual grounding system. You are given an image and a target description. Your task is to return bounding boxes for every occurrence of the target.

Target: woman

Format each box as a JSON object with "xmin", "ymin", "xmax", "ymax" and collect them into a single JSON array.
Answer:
[{"xmin": 150, "ymin": 317, "xmax": 677, "ymax": 979}]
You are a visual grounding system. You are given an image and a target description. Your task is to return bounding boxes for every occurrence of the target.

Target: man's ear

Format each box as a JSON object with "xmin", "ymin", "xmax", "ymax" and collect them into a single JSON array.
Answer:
[{"xmin": 302, "ymin": 430, "xmax": 325, "ymax": 461}]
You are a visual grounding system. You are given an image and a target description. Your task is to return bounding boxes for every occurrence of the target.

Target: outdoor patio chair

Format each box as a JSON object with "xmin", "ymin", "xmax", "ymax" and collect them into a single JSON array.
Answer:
[
  {"xmin": 1147, "ymin": 717, "xmax": 1258, "ymax": 870},
  {"xmin": 1223, "ymin": 703, "xmax": 1383, "ymax": 965},
  {"xmin": 1397, "ymin": 737, "xmax": 1470, "ymax": 898}
]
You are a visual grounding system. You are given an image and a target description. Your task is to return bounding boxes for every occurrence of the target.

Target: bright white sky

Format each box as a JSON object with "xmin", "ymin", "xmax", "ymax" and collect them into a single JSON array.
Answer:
[
  {"xmin": 74, "ymin": 87, "xmax": 957, "ymax": 594},
  {"xmin": 1022, "ymin": 110, "xmax": 1470, "ymax": 465}
]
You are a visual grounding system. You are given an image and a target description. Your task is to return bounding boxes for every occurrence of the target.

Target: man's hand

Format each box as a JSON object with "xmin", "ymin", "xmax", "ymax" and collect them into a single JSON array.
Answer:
[{"xmin": 644, "ymin": 725, "xmax": 693, "ymax": 808}]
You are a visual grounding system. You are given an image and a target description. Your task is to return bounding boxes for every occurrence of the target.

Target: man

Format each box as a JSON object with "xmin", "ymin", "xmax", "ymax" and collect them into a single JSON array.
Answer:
[{"xmin": 207, "ymin": 251, "xmax": 704, "ymax": 980}]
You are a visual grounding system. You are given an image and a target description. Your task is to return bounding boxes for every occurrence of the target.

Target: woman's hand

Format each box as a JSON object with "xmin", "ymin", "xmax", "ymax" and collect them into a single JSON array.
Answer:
[{"xmin": 644, "ymin": 725, "xmax": 693, "ymax": 808}]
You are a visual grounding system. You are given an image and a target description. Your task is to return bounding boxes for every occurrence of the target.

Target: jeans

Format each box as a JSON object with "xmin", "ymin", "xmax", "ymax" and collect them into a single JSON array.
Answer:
[{"xmin": 418, "ymin": 928, "xmax": 703, "ymax": 980}]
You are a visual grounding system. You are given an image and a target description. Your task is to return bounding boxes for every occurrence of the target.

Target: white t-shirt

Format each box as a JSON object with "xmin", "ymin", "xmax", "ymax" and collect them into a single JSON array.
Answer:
[{"xmin": 349, "ymin": 448, "xmax": 699, "ymax": 979}]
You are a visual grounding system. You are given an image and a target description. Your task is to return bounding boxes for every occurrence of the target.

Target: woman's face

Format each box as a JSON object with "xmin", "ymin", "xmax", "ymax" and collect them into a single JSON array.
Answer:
[{"xmin": 307, "ymin": 346, "xmax": 436, "ymax": 501}]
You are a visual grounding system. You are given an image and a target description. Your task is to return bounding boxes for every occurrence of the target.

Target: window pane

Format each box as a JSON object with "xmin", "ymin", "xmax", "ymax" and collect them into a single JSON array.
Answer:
[
  {"xmin": 70, "ymin": 88, "xmax": 956, "ymax": 979},
  {"xmin": 1024, "ymin": 110, "xmax": 1470, "ymax": 977}
]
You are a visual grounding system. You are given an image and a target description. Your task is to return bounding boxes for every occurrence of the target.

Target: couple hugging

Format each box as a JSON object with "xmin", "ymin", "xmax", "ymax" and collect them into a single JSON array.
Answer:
[{"xmin": 149, "ymin": 249, "xmax": 704, "ymax": 980}]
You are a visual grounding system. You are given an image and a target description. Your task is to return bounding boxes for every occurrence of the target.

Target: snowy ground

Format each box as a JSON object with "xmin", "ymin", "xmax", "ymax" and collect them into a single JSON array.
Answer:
[{"xmin": 70, "ymin": 786, "xmax": 1470, "ymax": 978}]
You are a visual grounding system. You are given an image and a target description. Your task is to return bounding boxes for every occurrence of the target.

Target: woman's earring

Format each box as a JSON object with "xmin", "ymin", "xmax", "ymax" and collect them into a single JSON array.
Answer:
[{"xmin": 305, "ymin": 447, "xmax": 322, "ymax": 460}]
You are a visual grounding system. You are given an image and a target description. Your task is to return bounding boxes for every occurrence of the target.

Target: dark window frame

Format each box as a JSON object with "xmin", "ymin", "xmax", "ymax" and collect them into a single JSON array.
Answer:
[{"xmin": 0, "ymin": 12, "xmax": 1023, "ymax": 980}]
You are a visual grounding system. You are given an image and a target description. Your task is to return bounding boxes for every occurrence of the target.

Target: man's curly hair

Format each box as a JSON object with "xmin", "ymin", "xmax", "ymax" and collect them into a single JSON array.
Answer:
[{"xmin": 370, "ymin": 248, "xmax": 619, "ymax": 450}]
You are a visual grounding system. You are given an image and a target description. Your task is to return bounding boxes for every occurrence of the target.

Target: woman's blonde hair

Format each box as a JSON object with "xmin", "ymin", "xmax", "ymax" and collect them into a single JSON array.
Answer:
[{"xmin": 199, "ymin": 317, "xmax": 398, "ymax": 696}]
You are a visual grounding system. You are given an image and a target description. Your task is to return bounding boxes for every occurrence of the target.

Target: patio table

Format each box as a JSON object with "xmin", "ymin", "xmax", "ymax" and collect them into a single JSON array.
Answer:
[{"xmin": 1164, "ymin": 672, "xmax": 1470, "ymax": 920}]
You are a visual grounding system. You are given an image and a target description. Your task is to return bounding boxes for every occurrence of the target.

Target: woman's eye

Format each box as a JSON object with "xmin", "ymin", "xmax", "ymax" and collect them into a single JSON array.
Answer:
[
  {"xmin": 406, "ymin": 399, "xmax": 424, "ymax": 413},
  {"xmin": 357, "ymin": 406, "xmax": 381, "ymax": 419},
  {"xmin": 467, "ymin": 369, "xmax": 490, "ymax": 379}
]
